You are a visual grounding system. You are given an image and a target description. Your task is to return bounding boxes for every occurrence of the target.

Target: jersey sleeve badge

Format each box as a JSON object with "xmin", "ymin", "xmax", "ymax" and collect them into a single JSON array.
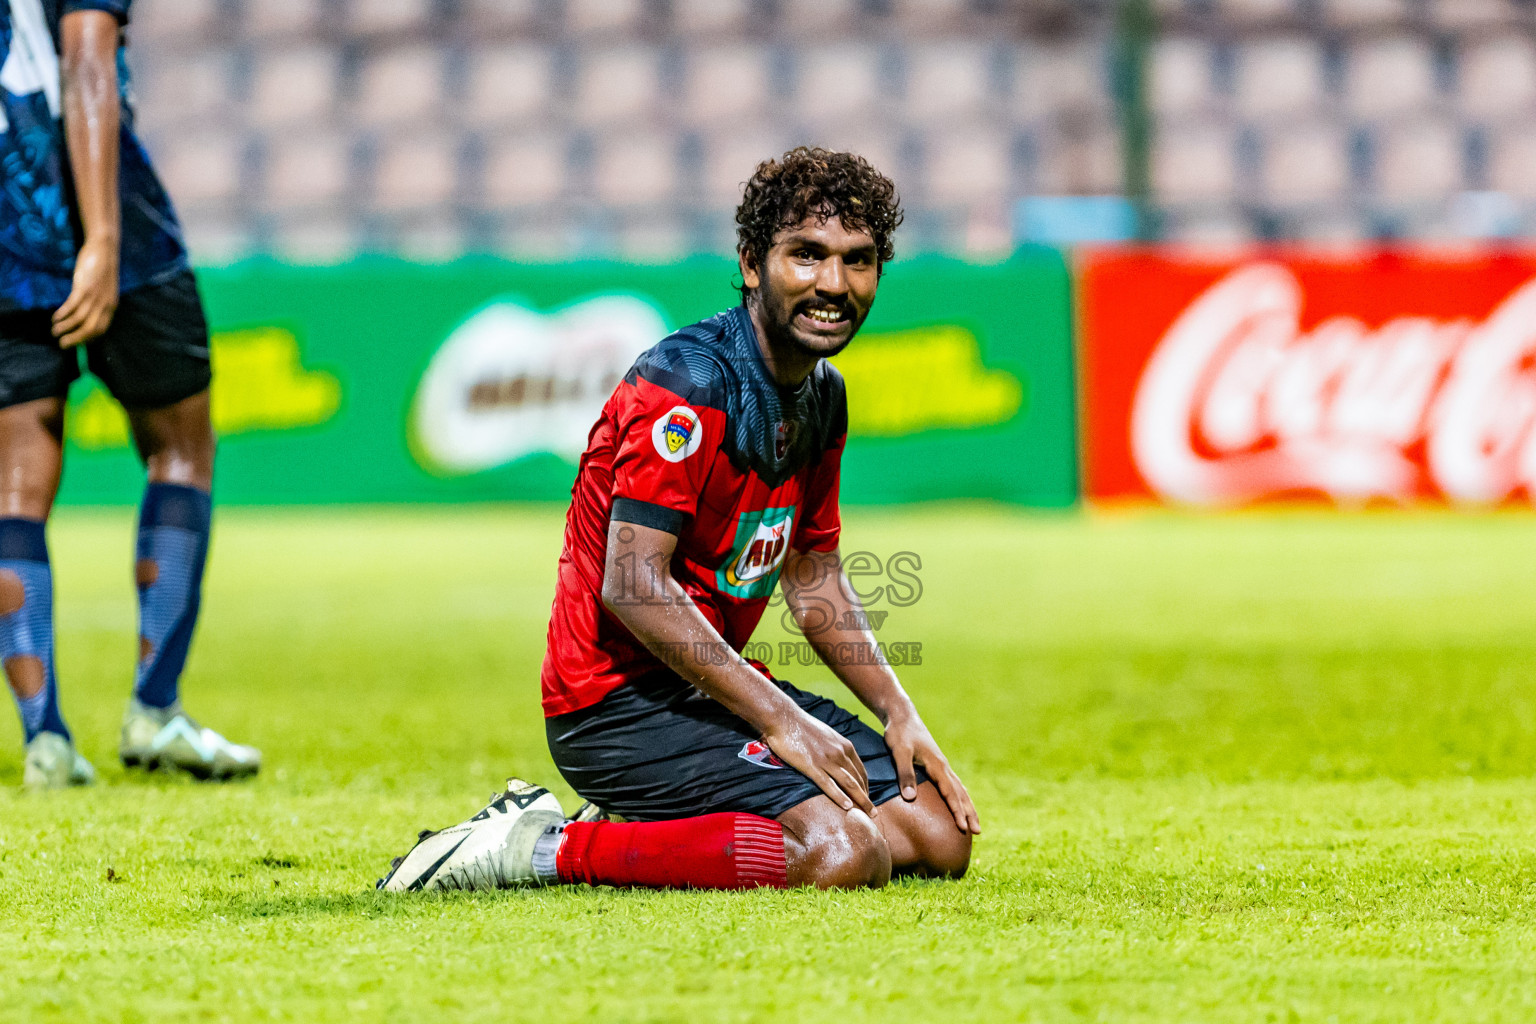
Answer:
[{"xmin": 652, "ymin": 405, "xmax": 703, "ymax": 462}]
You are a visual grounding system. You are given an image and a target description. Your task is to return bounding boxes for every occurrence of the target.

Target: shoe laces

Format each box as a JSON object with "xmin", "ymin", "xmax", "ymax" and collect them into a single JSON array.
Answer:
[{"xmin": 471, "ymin": 790, "xmax": 518, "ymax": 821}]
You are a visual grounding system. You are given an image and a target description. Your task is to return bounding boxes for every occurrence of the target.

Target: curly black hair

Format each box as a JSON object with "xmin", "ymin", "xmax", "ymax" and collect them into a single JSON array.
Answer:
[{"xmin": 734, "ymin": 147, "xmax": 904, "ymax": 301}]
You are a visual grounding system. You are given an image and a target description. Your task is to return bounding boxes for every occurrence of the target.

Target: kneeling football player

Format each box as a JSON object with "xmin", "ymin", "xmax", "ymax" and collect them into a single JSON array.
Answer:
[{"xmin": 382, "ymin": 148, "xmax": 980, "ymax": 891}]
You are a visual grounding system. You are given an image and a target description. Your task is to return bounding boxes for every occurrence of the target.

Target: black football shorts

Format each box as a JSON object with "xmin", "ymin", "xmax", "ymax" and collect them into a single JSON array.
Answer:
[
  {"xmin": 0, "ymin": 269, "xmax": 212, "ymax": 411},
  {"xmin": 546, "ymin": 669, "xmax": 927, "ymax": 821}
]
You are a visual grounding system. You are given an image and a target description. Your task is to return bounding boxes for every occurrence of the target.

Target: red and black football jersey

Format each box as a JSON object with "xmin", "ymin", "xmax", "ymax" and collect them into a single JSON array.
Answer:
[{"xmin": 541, "ymin": 305, "xmax": 848, "ymax": 716}]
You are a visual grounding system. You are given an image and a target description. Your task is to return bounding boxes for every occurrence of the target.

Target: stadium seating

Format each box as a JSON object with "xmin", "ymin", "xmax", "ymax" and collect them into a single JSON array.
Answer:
[
  {"xmin": 372, "ymin": 131, "xmax": 461, "ymax": 213},
  {"xmin": 482, "ymin": 131, "xmax": 570, "ymax": 208},
  {"xmin": 352, "ymin": 45, "xmax": 447, "ymax": 129},
  {"xmin": 1259, "ymin": 121, "xmax": 1353, "ymax": 203},
  {"xmin": 463, "ymin": 44, "xmax": 555, "ymax": 128},
  {"xmin": 262, "ymin": 131, "xmax": 354, "ymax": 211},
  {"xmin": 458, "ymin": 0, "xmax": 546, "ymax": 37},
  {"xmin": 1457, "ymin": 36, "xmax": 1536, "ymax": 119},
  {"xmin": 570, "ymin": 45, "xmax": 666, "ymax": 126},
  {"xmin": 245, "ymin": 0, "xmax": 325, "ymax": 41},
  {"xmin": 155, "ymin": 129, "xmax": 245, "ymax": 208},
  {"xmin": 1342, "ymin": 35, "xmax": 1441, "ymax": 120},
  {"xmin": 1233, "ymin": 36, "xmax": 1328, "ymax": 121},
  {"xmin": 132, "ymin": 48, "xmax": 236, "ymax": 130},
  {"xmin": 681, "ymin": 43, "xmax": 775, "ymax": 126},
  {"xmin": 245, "ymin": 46, "xmax": 341, "ymax": 130},
  {"xmin": 903, "ymin": 42, "xmax": 998, "ymax": 126},
  {"xmin": 123, "ymin": 0, "xmax": 1536, "ymax": 258},
  {"xmin": 347, "ymin": 0, "xmax": 434, "ymax": 39}
]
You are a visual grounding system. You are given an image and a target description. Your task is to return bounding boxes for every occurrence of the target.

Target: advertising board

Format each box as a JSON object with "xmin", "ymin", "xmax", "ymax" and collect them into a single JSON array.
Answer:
[
  {"xmin": 1079, "ymin": 249, "xmax": 1536, "ymax": 506},
  {"xmin": 57, "ymin": 253, "xmax": 1078, "ymax": 507}
]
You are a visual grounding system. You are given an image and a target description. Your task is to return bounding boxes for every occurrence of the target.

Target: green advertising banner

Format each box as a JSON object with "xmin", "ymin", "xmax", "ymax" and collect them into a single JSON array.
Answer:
[{"xmin": 55, "ymin": 251, "xmax": 1077, "ymax": 506}]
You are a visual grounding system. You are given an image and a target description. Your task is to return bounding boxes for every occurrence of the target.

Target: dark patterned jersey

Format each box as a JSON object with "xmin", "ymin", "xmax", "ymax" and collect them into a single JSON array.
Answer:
[
  {"xmin": 541, "ymin": 304, "xmax": 849, "ymax": 716},
  {"xmin": 0, "ymin": 0, "xmax": 188, "ymax": 313}
]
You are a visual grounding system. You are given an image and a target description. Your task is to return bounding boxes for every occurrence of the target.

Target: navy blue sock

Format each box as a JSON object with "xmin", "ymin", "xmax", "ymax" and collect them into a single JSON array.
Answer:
[
  {"xmin": 134, "ymin": 484, "xmax": 213, "ymax": 710},
  {"xmin": 0, "ymin": 518, "xmax": 69, "ymax": 742}
]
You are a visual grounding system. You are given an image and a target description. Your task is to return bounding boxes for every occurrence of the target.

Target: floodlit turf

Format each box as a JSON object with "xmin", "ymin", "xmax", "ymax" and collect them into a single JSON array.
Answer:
[{"xmin": 5, "ymin": 505, "xmax": 1536, "ymax": 1023}]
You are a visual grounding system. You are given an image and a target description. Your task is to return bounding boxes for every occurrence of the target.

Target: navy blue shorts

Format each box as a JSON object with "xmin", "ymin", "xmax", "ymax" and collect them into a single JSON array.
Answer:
[
  {"xmin": 0, "ymin": 269, "xmax": 211, "ymax": 411},
  {"xmin": 546, "ymin": 671, "xmax": 926, "ymax": 821}
]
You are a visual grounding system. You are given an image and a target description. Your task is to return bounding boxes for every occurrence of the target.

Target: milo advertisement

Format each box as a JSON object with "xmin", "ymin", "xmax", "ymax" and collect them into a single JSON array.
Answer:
[{"xmin": 56, "ymin": 253, "xmax": 1077, "ymax": 506}]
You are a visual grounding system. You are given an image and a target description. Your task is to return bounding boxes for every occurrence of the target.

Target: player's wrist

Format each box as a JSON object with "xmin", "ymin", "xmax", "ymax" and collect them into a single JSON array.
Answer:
[
  {"xmin": 758, "ymin": 701, "xmax": 813, "ymax": 741},
  {"xmin": 879, "ymin": 699, "xmax": 919, "ymax": 729}
]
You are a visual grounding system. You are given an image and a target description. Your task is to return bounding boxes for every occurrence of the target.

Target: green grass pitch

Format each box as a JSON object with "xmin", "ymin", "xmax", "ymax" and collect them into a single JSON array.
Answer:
[{"xmin": 5, "ymin": 505, "xmax": 1536, "ymax": 1023}]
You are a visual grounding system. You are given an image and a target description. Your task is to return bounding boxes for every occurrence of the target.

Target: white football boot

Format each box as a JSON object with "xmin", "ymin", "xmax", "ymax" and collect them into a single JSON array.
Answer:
[
  {"xmin": 378, "ymin": 778, "xmax": 566, "ymax": 893},
  {"xmin": 22, "ymin": 731, "xmax": 96, "ymax": 790},
  {"xmin": 119, "ymin": 698, "xmax": 261, "ymax": 781},
  {"xmin": 571, "ymin": 800, "xmax": 619, "ymax": 823}
]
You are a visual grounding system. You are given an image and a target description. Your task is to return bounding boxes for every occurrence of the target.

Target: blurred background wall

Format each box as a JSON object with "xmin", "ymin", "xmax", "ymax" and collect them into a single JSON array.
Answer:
[
  {"xmin": 72, "ymin": 0, "xmax": 1536, "ymax": 511},
  {"xmin": 125, "ymin": 0, "xmax": 1536, "ymax": 265}
]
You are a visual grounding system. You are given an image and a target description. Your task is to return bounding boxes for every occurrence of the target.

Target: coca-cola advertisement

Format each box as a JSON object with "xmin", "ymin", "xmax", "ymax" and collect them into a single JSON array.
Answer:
[{"xmin": 1078, "ymin": 249, "xmax": 1536, "ymax": 507}]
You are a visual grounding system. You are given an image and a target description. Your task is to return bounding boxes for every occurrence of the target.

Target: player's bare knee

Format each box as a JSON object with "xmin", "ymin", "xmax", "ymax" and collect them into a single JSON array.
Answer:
[
  {"xmin": 130, "ymin": 395, "xmax": 216, "ymax": 489},
  {"xmin": 0, "ymin": 399, "xmax": 66, "ymax": 519},
  {"xmin": 785, "ymin": 807, "xmax": 891, "ymax": 889},
  {"xmin": 923, "ymin": 825, "xmax": 972, "ymax": 879},
  {"xmin": 886, "ymin": 789, "xmax": 973, "ymax": 879},
  {"xmin": 142, "ymin": 437, "xmax": 215, "ymax": 490}
]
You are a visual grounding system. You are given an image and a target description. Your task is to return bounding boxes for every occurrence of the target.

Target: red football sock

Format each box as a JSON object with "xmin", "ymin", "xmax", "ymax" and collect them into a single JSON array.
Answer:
[{"xmin": 556, "ymin": 813, "xmax": 787, "ymax": 889}]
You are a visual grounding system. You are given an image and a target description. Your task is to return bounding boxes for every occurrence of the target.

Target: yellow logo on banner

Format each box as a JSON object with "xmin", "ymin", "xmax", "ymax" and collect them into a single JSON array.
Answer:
[
  {"xmin": 68, "ymin": 328, "xmax": 341, "ymax": 449},
  {"xmin": 832, "ymin": 326, "xmax": 1024, "ymax": 437}
]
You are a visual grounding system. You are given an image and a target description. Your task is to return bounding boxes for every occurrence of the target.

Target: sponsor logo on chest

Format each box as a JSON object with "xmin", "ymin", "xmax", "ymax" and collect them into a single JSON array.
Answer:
[{"xmin": 716, "ymin": 506, "xmax": 796, "ymax": 599}]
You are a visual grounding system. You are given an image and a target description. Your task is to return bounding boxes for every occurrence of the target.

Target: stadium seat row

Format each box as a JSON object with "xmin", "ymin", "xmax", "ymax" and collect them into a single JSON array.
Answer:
[
  {"xmin": 1152, "ymin": 33, "xmax": 1536, "ymax": 121},
  {"xmin": 120, "ymin": 0, "xmax": 1536, "ymax": 258},
  {"xmin": 129, "ymin": 39, "xmax": 1116, "ymax": 133},
  {"xmin": 129, "ymin": 33, "xmax": 1536, "ymax": 154},
  {"xmin": 148, "ymin": 119, "xmax": 1121, "ymax": 216},
  {"xmin": 133, "ymin": 0, "xmax": 1080, "ymax": 45},
  {"xmin": 1155, "ymin": 118, "xmax": 1536, "ymax": 203},
  {"xmin": 134, "ymin": 0, "xmax": 1536, "ymax": 44},
  {"xmin": 1158, "ymin": 0, "xmax": 1536, "ymax": 29}
]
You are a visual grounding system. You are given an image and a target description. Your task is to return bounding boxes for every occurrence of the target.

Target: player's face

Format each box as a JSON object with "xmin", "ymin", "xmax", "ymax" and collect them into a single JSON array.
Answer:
[{"xmin": 742, "ymin": 215, "xmax": 880, "ymax": 360}]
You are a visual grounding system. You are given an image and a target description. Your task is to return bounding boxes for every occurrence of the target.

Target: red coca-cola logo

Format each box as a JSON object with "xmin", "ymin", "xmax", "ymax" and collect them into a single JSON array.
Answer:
[{"xmin": 1081, "ymin": 251, "xmax": 1536, "ymax": 506}]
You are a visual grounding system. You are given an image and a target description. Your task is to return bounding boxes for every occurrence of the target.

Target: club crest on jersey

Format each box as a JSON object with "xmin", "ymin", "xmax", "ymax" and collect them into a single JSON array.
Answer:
[
  {"xmin": 738, "ymin": 740, "xmax": 788, "ymax": 769},
  {"xmin": 773, "ymin": 420, "xmax": 794, "ymax": 461},
  {"xmin": 652, "ymin": 405, "xmax": 703, "ymax": 462},
  {"xmin": 717, "ymin": 506, "xmax": 795, "ymax": 599}
]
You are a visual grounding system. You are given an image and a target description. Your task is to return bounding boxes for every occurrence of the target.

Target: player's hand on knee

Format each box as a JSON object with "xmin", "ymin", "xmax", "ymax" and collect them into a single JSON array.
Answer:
[
  {"xmin": 927, "ymin": 755, "xmax": 981, "ymax": 836},
  {"xmin": 53, "ymin": 237, "xmax": 120, "ymax": 348},
  {"xmin": 764, "ymin": 712, "xmax": 874, "ymax": 816},
  {"xmin": 885, "ymin": 714, "xmax": 982, "ymax": 836}
]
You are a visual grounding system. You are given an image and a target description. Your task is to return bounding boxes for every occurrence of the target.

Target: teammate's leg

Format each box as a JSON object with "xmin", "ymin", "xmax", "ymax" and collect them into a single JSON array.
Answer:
[
  {"xmin": 125, "ymin": 389, "xmax": 214, "ymax": 711},
  {"xmin": 0, "ymin": 398, "xmax": 65, "ymax": 522},
  {"xmin": 116, "ymin": 389, "xmax": 257, "ymax": 778},
  {"xmin": 90, "ymin": 273, "xmax": 257, "ymax": 779},
  {"xmin": 0, "ymin": 398, "xmax": 93, "ymax": 787}
]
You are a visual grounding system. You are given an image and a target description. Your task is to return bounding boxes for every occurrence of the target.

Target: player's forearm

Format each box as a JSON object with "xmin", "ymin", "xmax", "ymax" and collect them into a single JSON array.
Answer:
[
  {"xmin": 802, "ymin": 617, "xmax": 916, "ymax": 726},
  {"xmin": 786, "ymin": 552, "xmax": 918, "ymax": 726},
  {"xmin": 61, "ymin": 12, "xmax": 121, "ymax": 247},
  {"xmin": 603, "ymin": 574, "xmax": 802, "ymax": 733}
]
